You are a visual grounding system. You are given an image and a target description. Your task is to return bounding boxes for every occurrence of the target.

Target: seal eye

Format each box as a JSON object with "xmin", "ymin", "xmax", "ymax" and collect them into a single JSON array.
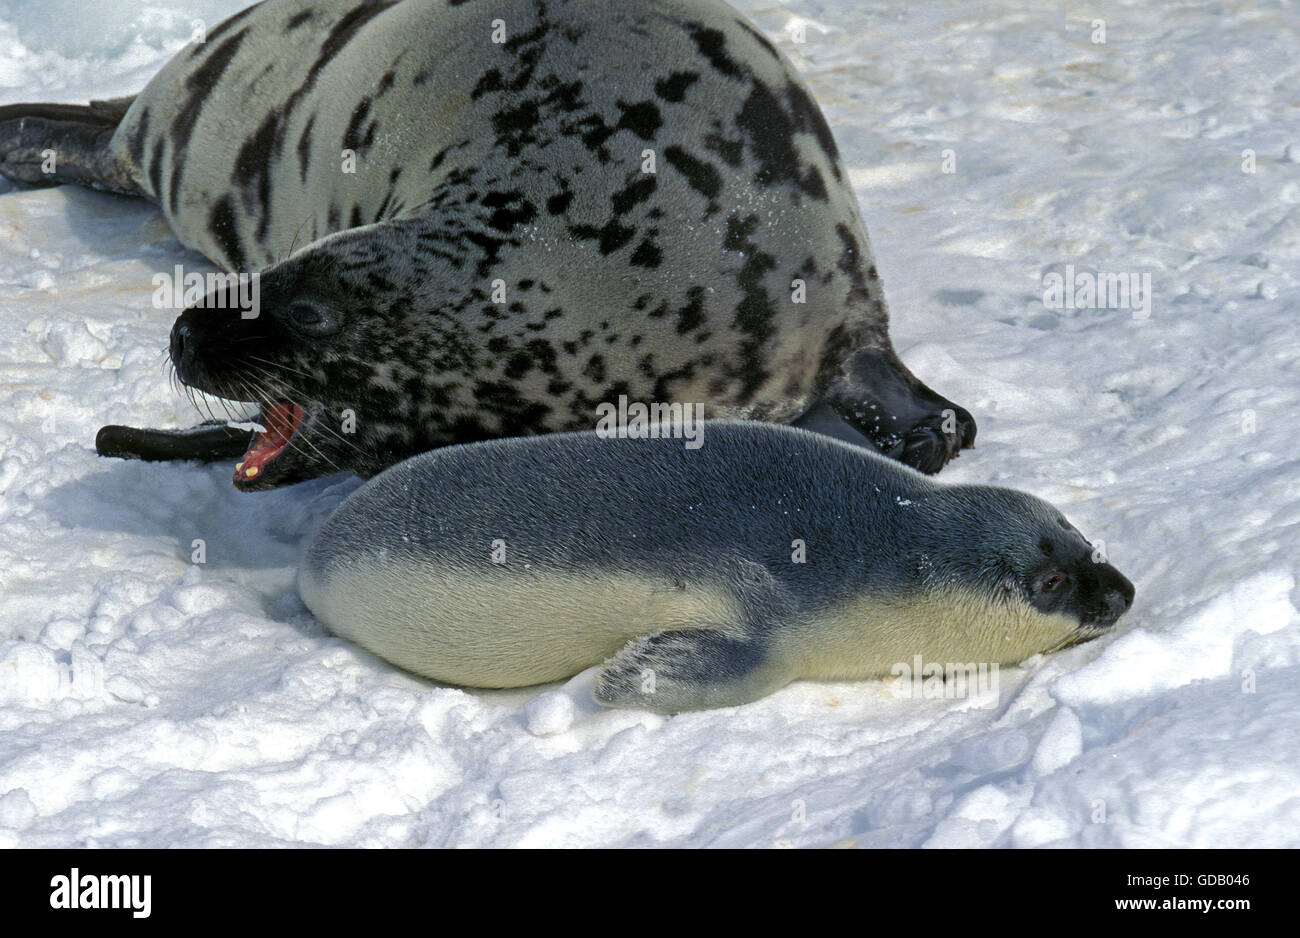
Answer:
[
  {"xmin": 285, "ymin": 300, "xmax": 340, "ymax": 336},
  {"xmin": 1039, "ymin": 571, "xmax": 1068, "ymax": 594}
]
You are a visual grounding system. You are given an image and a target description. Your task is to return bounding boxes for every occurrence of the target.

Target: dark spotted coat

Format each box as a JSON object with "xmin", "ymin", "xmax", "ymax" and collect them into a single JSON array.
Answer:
[{"xmin": 112, "ymin": 0, "xmax": 901, "ymax": 486}]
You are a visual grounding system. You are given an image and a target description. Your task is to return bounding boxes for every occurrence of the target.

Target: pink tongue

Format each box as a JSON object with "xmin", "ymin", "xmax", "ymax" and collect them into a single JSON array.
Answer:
[{"xmin": 235, "ymin": 404, "xmax": 303, "ymax": 481}]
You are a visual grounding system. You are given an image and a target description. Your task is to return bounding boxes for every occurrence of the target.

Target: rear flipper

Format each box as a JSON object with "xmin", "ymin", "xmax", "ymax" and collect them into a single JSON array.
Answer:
[
  {"xmin": 820, "ymin": 347, "xmax": 976, "ymax": 475},
  {"xmin": 0, "ymin": 97, "xmax": 140, "ymax": 195},
  {"xmin": 96, "ymin": 422, "xmax": 253, "ymax": 463}
]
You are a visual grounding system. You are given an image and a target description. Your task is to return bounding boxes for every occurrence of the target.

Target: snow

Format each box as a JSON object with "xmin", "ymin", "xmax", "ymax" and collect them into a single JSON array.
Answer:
[{"xmin": 1, "ymin": 0, "xmax": 1297, "ymax": 847}]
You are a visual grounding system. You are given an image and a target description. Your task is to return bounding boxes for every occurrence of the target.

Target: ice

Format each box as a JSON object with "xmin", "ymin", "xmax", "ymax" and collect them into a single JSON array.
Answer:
[{"xmin": 0, "ymin": 0, "xmax": 1296, "ymax": 847}]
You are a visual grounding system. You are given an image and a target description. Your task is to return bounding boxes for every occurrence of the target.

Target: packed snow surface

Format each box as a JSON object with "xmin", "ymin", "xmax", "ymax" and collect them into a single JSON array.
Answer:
[{"xmin": 0, "ymin": 0, "xmax": 1297, "ymax": 847}]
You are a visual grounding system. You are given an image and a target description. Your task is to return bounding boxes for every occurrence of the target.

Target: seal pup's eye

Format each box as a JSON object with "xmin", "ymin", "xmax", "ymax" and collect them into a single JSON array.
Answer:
[
  {"xmin": 285, "ymin": 300, "xmax": 341, "ymax": 336},
  {"xmin": 1038, "ymin": 571, "xmax": 1068, "ymax": 594}
]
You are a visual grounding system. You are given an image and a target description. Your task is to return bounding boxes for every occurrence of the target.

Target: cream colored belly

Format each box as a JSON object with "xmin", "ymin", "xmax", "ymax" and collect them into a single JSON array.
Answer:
[{"xmin": 298, "ymin": 556, "xmax": 739, "ymax": 688}]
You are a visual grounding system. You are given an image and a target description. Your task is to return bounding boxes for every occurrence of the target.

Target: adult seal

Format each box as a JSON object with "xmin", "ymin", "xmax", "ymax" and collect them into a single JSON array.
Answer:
[
  {"xmin": 0, "ymin": 0, "xmax": 976, "ymax": 490},
  {"xmin": 299, "ymin": 422, "xmax": 1135, "ymax": 712}
]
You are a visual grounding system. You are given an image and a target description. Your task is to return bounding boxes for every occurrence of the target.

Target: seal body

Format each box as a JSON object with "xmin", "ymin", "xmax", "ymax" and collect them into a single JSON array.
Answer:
[
  {"xmin": 299, "ymin": 422, "xmax": 1134, "ymax": 712},
  {"xmin": 1, "ymin": 0, "xmax": 978, "ymax": 489}
]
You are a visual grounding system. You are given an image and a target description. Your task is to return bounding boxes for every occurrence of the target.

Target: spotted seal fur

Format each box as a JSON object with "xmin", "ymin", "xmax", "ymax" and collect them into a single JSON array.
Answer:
[{"xmin": 0, "ymin": 0, "xmax": 976, "ymax": 489}]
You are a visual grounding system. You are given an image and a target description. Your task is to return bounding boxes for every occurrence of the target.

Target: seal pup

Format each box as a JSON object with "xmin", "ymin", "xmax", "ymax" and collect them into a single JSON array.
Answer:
[
  {"xmin": 299, "ymin": 422, "xmax": 1134, "ymax": 712},
  {"xmin": 1, "ymin": 0, "xmax": 975, "ymax": 489}
]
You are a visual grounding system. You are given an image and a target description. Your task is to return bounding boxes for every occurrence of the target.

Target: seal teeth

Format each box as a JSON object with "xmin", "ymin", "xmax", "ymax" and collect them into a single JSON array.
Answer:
[{"xmin": 231, "ymin": 403, "xmax": 303, "ymax": 484}]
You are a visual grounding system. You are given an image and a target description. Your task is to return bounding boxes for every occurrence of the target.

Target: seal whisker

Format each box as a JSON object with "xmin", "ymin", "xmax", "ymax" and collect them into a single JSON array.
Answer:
[
  {"xmin": 285, "ymin": 215, "xmax": 312, "ymax": 260},
  {"xmin": 236, "ymin": 368, "xmax": 351, "ymax": 477},
  {"xmin": 245, "ymin": 355, "xmax": 313, "ymax": 380},
  {"xmin": 240, "ymin": 364, "xmax": 364, "ymax": 462}
]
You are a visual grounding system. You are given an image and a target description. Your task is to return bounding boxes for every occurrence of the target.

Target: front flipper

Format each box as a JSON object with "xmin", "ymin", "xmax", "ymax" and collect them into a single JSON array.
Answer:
[
  {"xmin": 594, "ymin": 628, "xmax": 793, "ymax": 713},
  {"xmin": 822, "ymin": 347, "xmax": 976, "ymax": 475},
  {"xmin": 791, "ymin": 399, "xmax": 882, "ymax": 452},
  {"xmin": 96, "ymin": 422, "xmax": 252, "ymax": 462}
]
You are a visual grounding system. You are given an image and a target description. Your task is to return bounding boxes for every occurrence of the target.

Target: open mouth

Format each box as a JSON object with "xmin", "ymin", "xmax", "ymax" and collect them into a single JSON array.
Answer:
[{"xmin": 234, "ymin": 403, "xmax": 304, "ymax": 485}]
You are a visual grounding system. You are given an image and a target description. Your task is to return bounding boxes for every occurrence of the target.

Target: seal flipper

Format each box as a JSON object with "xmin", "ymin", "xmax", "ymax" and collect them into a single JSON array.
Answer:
[
  {"xmin": 0, "ymin": 99, "xmax": 141, "ymax": 196},
  {"xmin": 594, "ymin": 627, "xmax": 794, "ymax": 712},
  {"xmin": 96, "ymin": 422, "xmax": 253, "ymax": 463},
  {"xmin": 822, "ymin": 347, "xmax": 976, "ymax": 475},
  {"xmin": 791, "ymin": 400, "xmax": 882, "ymax": 453}
]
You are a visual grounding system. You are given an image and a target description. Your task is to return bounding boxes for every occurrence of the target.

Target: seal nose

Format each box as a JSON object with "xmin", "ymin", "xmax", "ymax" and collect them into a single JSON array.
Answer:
[
  {"xmin": 1096, "ymin": 567, "xmax": 1135, "ymax": 626},
  {"xmin": 1109, "ymin": 570, "xmax": 1135, "ymax": 610},
  {"xmin": 1103, "ymin": 589, "xmax": 1130, "ymax": 618},
  {"xmin": 170, "ymin": 318, "xmax": 202, "ymax": 383},
  {"xmin": 170, "ymin": 319, "xmax": 189, "ymax": 366}
]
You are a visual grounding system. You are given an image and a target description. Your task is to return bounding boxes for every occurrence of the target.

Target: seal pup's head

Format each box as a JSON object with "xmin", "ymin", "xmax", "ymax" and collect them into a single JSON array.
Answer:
[
  {"xmin": 796, "ymin": 452, "xmax": 1136, "ymax": 681},
  {"xmin": 921, "ymin": 484, "xmax": 1135, "ymax": 647}
]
